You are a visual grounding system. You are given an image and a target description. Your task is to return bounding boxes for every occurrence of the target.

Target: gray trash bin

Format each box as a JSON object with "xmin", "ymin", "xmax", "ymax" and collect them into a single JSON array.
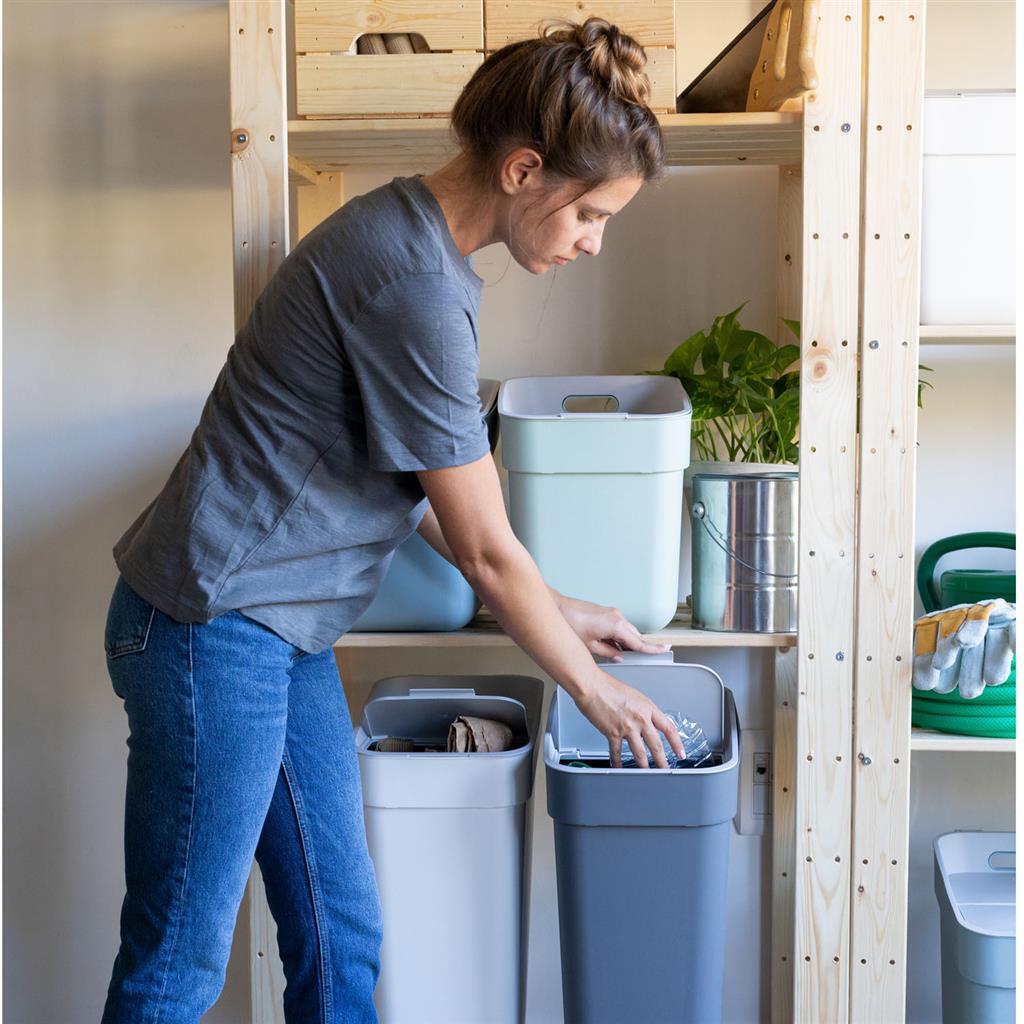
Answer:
[
  {"xmin": 544, "ymin": 652, "xmax": 740, "ymax": 1024},
  {"xmin": 935, "ymin": 831, "xmax": 1016, "ymax": 1023},
  {"xmin": 356, "ymin": 675, "xmax": 544, "ymax": 1024}
]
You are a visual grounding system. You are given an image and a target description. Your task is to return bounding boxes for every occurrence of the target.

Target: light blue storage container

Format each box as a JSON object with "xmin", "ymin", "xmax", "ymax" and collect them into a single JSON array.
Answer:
[
  {"xmin": 351, "ymin": 379, "xmax": 499, "ymax": 632},
  {"xmin": 499, "ymin": 375, "xmax": 692, "ymax": 633},
  {"xmin": 934, "ymin": 831, "xmax": 1016, "ymax": 1024}
]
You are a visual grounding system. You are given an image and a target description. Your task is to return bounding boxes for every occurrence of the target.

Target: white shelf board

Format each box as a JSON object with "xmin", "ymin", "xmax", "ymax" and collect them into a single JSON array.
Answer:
[
  {"xmin": 910, "ymin": 727, "xmax": 1015, "ymax": 753},
  {"xmin": 336, "ymin": 605, "xmax": 796, "ymax": 650},
  {"xmin": 919, "ymin": 324, "xmax": 1015, "ymax": 345}
]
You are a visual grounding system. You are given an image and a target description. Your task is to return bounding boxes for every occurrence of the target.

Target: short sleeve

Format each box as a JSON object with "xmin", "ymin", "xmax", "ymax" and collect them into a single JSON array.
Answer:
[{"xmin": 343, "ymin": 273, "xmax": 490, "ymax": 472}]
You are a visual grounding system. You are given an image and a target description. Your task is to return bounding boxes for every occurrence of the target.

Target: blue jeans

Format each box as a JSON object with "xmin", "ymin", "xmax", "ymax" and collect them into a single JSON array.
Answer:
[{"xmin": 101, "ymin": 575, "xmax": 382, "ymax": 1023}]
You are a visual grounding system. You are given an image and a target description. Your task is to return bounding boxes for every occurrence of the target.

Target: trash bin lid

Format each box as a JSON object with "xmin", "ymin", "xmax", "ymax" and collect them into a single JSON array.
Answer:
[
  {"xmin": 553, "ymin": 653, "xmax": 725, "ymax": 759},
  {"xmin": 499, "ymin": 375, "xmax": 691, "ymax": 420},
  {"xmin": 935, "ymin": 831, "xmax": 1016, "ymax": 939},
  {"xmin": 361, "ymin": 689, "xmax": 528, "ymax": 745}
]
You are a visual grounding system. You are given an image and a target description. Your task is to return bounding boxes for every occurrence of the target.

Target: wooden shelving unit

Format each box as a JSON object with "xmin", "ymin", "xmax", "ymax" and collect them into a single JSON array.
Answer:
[
  {"xmin": 337, "ymin": 605, "xmax": 796, "ymax": 650},
  {"xmin": 918, "ymin": 324, "xmax": 1016, "ymax": 345},
  {"xmin": 288, "ymin": 110, "xmax": 803, "ymax": 174},
  {"xmin": 231, "ymin": 4, "xmax": 928, "ymax": 1023},
  {"xmin": 910, "ymin": 728, "xmax": 1016, "ymax": 753}
]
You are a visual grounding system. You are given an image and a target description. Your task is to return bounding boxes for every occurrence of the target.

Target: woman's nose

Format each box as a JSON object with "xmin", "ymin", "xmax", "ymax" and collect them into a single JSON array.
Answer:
[{"xmin": 576, "ymin": 229, "xmax": 602, "ymax": 257}]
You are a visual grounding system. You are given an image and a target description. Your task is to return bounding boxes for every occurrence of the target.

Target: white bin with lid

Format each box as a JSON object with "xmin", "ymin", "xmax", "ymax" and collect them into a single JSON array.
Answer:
[
  {"xmin": 934, "ymin": 831, "xmax": 1015, "ymax": 1023},
  {"xmin": 356, "ymin": 674, "xmax": 543, "ymax": 1024},
  {"xmin": 921, "ymin": 92, "xmax": 1015, "ymax": 325},
  {"xmin": 499, "ymin": 375, "xmax": 692, "ymax": 632}
]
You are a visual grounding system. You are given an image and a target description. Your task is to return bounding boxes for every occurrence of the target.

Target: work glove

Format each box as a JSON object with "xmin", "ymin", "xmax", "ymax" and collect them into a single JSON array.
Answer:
[{"xmin": 913, "ymin": 599, "xmax": 1016, "ymax": 699}]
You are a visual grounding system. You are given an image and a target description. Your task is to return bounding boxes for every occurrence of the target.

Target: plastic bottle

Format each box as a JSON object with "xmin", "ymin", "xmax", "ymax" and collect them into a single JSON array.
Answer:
[{"xmin": 620, "ymin": 710, "xmax": 713, "ymax": 769}]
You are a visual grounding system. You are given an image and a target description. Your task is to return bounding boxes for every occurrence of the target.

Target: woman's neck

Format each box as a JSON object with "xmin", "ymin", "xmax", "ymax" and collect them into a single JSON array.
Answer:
[{"xmin": 420, "ymin": 157, "xmax": 504, "ymax": 257}]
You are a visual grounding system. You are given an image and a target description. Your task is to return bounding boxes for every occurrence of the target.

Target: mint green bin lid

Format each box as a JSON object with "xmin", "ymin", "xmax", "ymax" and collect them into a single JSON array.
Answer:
[{"xmin": 499, "ymin": 374, "xmax": 692, "ymax": 474}]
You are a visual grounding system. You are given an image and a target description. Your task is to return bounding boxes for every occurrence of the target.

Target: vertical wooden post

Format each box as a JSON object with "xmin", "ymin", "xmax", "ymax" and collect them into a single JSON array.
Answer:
[
  {"xmin": 295, "ymin": 170, "xmax": 345, "ymax": 241},
  {"xmin": 230, "ymin": 0, "xmax": 289, "ymax": 332},
  {"xmin": 229, "ymin": 3, "xmax": 289, "ymax": 1021},
  {"xmin": 850, "ymin": 3, "xmax": 925, "ymax": 1020},
  {"xmin": 792, "ymin": 2, "xmax": 863, "ymax": 1021},
  {"xmin": 770, "ymin": 162, "xmax": 802, "ymax": 1024}
]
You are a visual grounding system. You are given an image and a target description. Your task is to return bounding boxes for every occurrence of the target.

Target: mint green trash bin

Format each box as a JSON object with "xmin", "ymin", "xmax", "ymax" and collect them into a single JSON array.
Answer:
[{"xmin": 499, "ymin": 375, "xmax": 692, "ymax": 632}]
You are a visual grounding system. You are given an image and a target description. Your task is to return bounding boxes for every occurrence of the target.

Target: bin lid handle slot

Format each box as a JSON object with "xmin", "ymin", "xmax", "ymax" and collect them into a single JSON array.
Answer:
[
  {"xmin": 406, "ymin": 688, "xmax": 478, "ymax": 698},
  {"xmin": 988, "ymin": 850, "xmax": 1016, "ymax": 871},
  {"xmin": 561, "ymin": 394, "xmax": 621, "ymax": 415}
]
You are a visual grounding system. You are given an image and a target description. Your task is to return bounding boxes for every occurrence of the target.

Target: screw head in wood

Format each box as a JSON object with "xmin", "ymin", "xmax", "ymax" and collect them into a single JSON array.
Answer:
[
  {"xmin": 841, "ymin": 123, "xmax": 851, "ymax": 132},
  {"xmin": 836, "ymin": 652, "xmax": 845, "ymax": 661},
  {"xmin": 869, "ymin": 339, "xmax": 880, "ymax": 349},
  {"xmin": 859, "ymin": 753, "xmax": 872, "ymax": 765}
]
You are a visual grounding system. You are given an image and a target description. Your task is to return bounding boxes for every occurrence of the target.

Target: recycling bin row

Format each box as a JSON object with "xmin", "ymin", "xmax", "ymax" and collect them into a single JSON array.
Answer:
[{"xmin": 355, "ymin": 653, "xmax": 740, "ymax": 1024}]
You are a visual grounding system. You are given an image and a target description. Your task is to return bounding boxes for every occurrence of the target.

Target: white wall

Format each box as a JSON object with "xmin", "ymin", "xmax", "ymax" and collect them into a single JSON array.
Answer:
[
  {"xmin": 2, "ymin": 3, "xmax": 248, "ymax": 1021},
  {"xmin": 2, "ymin": 2, "xmax": 1015, "ymax": 1023}
]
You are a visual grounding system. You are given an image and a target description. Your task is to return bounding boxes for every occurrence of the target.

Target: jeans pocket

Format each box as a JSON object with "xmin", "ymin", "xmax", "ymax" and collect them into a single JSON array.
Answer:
[{"xmin": 105, "ymin": 576, "xmax": 156, "ymax": 659}]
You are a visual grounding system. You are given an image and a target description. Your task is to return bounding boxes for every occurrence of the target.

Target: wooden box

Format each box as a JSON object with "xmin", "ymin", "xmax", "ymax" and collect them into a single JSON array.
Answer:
[
  {"xmin": 295, "ymin": 0, "xmax": 484, "ymax": 117},
  {"xmin": 483, "ymin": 1, "xmax": 675, "ymax": 110}
]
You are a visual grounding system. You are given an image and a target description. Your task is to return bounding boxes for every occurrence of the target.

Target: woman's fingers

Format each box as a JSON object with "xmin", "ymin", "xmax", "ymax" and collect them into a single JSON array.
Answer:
[
  {"xmin": 611, "ymin": 621, "xmax": 671, "ymax": 655},
  {"xmin": 608, "ymin": 739, "xmax": 623, "ymax": 769},
  {"xmin": 624, "ymin": 731, "xmax": 649, "ymax": 769},
  {"xmin": 591, "ymin": 639, "xmax": 626, "ymax": 660},
  {"xmin": 652, "ymin": 709, "xmax": 685, "ymax": 760},
  {"xmin": 641, "ymin": 725, "xmax": 669, "ymax": 768}
]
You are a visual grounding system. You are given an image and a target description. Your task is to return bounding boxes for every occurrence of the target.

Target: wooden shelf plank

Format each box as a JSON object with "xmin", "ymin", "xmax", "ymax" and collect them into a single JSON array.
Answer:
[
  {"xmin": 919, "ymin": 324, "xmax": 1015, "ymax": 345},
  {"xmin": 910, "ymin": 728, "xmax": 1016, "ymax": 753},
  {"xmin": 289, "ymin": 111, "xmax": 803, "ymax": 171},
  {"xmin": 336, "ymin": 606, "xmax": 796, "ymax": 649}
]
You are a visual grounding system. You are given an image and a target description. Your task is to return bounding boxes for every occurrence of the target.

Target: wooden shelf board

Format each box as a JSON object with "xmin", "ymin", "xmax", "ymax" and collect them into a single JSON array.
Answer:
[
  {"xmin": 289, "ymin": 111, "xmax": 803, "ymax": 171},
  {"xmin": 336, "ymin": 605, "xmax": 797, "ymax": 649},
  {"xmin": 910, "ymin": 728, "xmax": 1015, "ymax": 753},
  {"xmin": 919, "ymin": 324, "xmax": 1015, "ymax": 345}
]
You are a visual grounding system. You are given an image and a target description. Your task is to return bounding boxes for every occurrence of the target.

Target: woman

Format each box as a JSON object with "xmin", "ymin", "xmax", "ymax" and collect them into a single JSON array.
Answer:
[{"xmin": 101, "ymin": 17, "xmax": 684, "ymax": 1023}]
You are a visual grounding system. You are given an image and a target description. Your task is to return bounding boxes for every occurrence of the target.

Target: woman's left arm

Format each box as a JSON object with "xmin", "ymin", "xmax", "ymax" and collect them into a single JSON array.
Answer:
[{"xmin": 417, "ymin": 502, "xmax": 666, "ymax": 661}]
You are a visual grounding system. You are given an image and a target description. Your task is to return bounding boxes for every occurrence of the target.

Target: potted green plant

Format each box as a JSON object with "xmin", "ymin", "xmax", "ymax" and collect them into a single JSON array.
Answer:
[
  {"xmin": 657, "ymin": 303, "xmax": 932, "ymax": 605},
  {"xmin": 662, "ymin": 302, "xmax": 800, "ymax": 467}
]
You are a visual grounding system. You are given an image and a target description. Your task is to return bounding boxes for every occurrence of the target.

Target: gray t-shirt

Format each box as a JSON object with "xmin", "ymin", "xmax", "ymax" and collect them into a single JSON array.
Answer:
[{"xmin": 113, "ymin": 175, "xmax": 490, "ymax": 653}]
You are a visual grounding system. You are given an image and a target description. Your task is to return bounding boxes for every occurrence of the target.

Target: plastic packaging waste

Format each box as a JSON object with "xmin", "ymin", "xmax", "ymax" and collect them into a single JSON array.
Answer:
[{"xmin": 620, "ymin": 711, "xmax": 714, "ymax": 769}]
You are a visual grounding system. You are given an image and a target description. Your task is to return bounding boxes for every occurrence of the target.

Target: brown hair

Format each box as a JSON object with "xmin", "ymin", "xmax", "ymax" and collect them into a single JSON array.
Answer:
[{"xmin": 450, "ymin": 17, "xmax": 664, "ymax": 190}]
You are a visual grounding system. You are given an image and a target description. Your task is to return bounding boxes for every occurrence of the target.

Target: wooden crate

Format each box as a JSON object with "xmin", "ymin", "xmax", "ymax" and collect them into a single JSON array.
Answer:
[
  {"xmin": 483, "ymin": 1, "xmax": 674, "ymax": 49},
  {"xmin": 294, "ymin": 0, "xmax": 484, "ymax": 117},
  {"xmin": 483, "ymin": 1, "xmax": 675, "ymax": 111}
]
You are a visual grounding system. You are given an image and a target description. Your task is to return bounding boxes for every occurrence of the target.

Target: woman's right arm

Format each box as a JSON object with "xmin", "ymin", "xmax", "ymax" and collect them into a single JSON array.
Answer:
[{"xmin": 416, "ymin": 452, "xmax": 685, "ymax": 768}]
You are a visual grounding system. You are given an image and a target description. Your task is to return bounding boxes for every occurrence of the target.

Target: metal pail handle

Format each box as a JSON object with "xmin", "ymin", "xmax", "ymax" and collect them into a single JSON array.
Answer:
[{"xmin": 692, "ymin": 501, "xmax": 798, "ymax": 580}]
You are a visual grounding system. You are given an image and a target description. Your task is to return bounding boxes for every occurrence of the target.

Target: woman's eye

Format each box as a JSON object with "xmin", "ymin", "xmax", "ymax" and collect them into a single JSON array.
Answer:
[{"xmin": 578, "ymin": 212, "xmax": 593, "ymax": 224}]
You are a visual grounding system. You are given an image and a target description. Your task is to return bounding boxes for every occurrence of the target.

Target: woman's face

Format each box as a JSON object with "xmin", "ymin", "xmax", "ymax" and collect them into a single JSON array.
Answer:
[{"xmin": 507, "ymin": 175, "xmax": 644, "ymax": 275}]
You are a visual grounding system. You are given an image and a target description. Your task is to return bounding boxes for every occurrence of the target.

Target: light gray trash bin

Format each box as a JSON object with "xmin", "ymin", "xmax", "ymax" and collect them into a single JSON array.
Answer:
[
  {"xmin": 935, "ymin": 831, "xmax": 1016, "ymax": 1023},
  {"xmin": 356, "ymin": 675, "xmax": 544, "ymax": 1024},
  {"xmin": 544, "ymin": 652, "xmax": 739, "ymax": 1024}
]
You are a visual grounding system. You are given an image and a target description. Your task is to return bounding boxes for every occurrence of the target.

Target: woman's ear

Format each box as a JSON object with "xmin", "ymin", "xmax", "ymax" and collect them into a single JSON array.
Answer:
[{"xmin": 499, "ymin": 147, "xmax": 545, "ymax": 195}]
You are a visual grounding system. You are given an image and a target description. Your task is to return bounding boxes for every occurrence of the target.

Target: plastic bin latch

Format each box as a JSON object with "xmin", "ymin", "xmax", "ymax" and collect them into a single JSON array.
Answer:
[
  {"xmin": 406, "ymin": 688, "xmax": 477, "ymax": 698},
  {"xmin": 614, "ymin": 651, "xmax": 676, "ymax": 664}
]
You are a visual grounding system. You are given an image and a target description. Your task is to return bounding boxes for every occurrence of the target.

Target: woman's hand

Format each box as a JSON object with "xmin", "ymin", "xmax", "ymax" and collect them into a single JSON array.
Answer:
[
  {"xmin": 574, "ymin": 669, "xmax": 686, "ymax": 768},
  {"xmin": 556, "ymin": 593, "xmax": 671, "ymax": 662}
]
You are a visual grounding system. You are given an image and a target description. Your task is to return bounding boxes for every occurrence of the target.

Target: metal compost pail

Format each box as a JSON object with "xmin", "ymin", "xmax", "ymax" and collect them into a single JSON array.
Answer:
[{"xmin": 691, "ymin": 472, "xmax": 798, "ymax": 633}]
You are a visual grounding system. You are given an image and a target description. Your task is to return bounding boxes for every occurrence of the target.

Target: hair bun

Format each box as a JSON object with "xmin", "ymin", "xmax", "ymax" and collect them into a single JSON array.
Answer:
[{"xmin": 545, "ymin": 17, "xmax": 651, "ymax": 106}]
